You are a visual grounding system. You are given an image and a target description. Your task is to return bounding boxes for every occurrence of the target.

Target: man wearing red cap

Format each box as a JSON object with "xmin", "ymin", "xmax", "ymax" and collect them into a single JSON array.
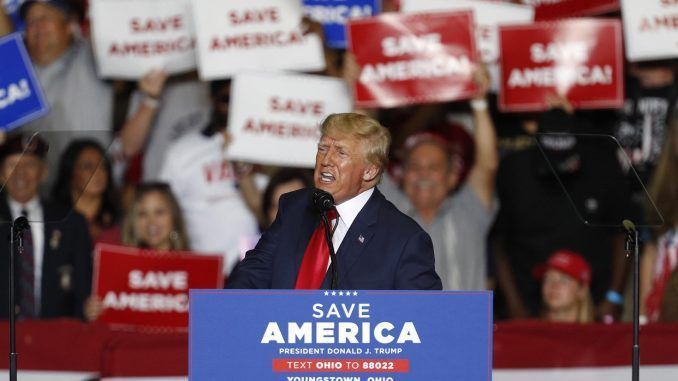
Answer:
[{"xmin": 0, "ymin": 133, "xmax": 93, "ymax": 320}]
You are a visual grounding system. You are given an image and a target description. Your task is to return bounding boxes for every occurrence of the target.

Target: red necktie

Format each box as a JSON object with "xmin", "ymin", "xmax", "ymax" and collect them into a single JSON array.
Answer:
[{"xmin": 295, "ymin": 209, "xmax": 338, "ymax": 289}]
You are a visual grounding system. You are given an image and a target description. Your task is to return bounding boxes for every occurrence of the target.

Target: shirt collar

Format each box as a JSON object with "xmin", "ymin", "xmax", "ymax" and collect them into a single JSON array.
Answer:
[
  {"xmin": 8, "ymin": 196, "xmax": 41, "ymax": 219},
  {"xmin": 335, "ymin": 188, "xmax": 374, "ymax": 229}
]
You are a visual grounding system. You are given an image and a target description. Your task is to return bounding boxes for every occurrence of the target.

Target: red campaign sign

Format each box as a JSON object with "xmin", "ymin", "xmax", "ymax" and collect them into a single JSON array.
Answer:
[
  {"xmin": 498, "ymin": 19, "xmax": 624, "ymax": 112},
  {"xmin": 347, "ymin": 11, "xmax": 478, "ymax": 108},
  {"xmin": 93, "ymin": 243, "xmax": 223, "ymax": 330},
  {"xmin": 532, "ymin": 0, "xmax": 620, "ymax": 21}
]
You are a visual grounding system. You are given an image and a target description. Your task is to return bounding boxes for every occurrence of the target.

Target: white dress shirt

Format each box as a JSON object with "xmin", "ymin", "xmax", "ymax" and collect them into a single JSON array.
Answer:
[{"xmin": 8, "ymin": 196, "xmax": 45, "ymax": 313}]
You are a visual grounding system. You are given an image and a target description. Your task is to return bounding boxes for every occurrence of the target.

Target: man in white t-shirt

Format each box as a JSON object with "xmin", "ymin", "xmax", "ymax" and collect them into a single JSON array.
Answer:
[{"xmin": 159, "ymin": 80, "xmax": 260, "ymax": 276}]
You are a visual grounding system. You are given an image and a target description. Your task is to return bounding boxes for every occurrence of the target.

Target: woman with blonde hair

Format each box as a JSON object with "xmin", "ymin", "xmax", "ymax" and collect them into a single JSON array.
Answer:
[
  {"xmin": 539, "ymin": 250, "xmax": 595, "ymax": 324},
  {"xmin": 121, "ymin": 182, "xmax": 190, "ymax": 251},
  {"xmin": 86, "ymin": 183, "xmax": 190, "ymax": 321},
  {"xmin": 641, "ymin": 116, "xmax": 678, "ymax": 322}
]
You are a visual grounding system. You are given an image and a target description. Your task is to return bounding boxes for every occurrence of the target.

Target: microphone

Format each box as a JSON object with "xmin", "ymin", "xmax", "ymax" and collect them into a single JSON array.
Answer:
[
  {"xmin": 312, "ymin": 188, "xmax": 335, "ymax": 212},
  {"xmin": 12, "ymin": 216, "xmax": 30, "ymax": 241},
  {"xmin": 311, "ymin": 188, "xmax": 338, "ymax": 290}
]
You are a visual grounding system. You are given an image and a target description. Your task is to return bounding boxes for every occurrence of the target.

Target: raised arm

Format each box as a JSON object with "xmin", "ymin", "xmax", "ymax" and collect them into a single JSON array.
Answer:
[
  {"xmin": 0, "ymin": 8, "xmax": 12, "ymax": 36},
  {"xmin": 466, "ymin": 65, "xmax": 498, "ymax": 211},
  {"xmin": 117, "ymin": 69, "xmax": 168, "ymax": 157}
]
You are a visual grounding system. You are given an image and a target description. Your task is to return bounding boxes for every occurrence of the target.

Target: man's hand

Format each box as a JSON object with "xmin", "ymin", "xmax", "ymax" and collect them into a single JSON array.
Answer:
[
  {"xmin": 138, "ymin": 69, "xmax": 168, "ymax": 99},
  {"xmin": 342, "ymin": 52, "xmax": 361, "ymax": 85},
  {"xmin": 472, "ymin": 63, "xmax": 491, "ymax": 100},
  {"xmin": 545, "ymin": 93, "xmax": 574, "ymax": 114},
  {"xmin": 84, "ymin": 296, "xmax": 104, "ymax": 322},
  {"xmin": 301, "ymin": 16, "xmax": 324, "ymax": 39}
]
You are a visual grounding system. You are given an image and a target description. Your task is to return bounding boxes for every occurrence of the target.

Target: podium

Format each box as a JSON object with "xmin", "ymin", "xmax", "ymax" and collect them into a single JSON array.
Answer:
[{"xmin": 190, "ymin": 290, "xmax": 492, "ymax": 380}]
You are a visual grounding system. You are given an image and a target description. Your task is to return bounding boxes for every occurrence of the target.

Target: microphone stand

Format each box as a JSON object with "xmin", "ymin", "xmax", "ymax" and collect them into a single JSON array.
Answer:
[
  {"xmin": 9, "ymin": 216, "xmax": 30, "ymax": 381},
  {"xmin": 624, "ymin": 220, "xmax": 640, "ymax": 381},
  {"xmin": 320, "ymin": 211, "xmax": 338, "ymax": 290}
]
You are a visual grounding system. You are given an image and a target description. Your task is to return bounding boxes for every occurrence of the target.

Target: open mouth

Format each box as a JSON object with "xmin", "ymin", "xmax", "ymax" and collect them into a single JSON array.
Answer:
[
  {"xmin": 414, "ymin": 179, "xmax": 436, "ymax": 189},
  {"xmin": 146, "ymin": 225, "xmax": 165, "ymax": 238},
  {"xmin": 319, "ymin": 172, "xmax": 335, "ymax": 183}
]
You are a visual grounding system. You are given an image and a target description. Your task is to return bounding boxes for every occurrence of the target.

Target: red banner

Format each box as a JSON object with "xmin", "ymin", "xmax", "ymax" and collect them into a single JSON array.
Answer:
[
  {"xmin": 93, "ymin": 243, "xmax": 223, "ymax": 330},
  {"xmin": 498, "ymin": 19, "xmax": 624, "ymax": 112},
  {"xmin": 532, "ymin": 0, "xmax": 620, "ymax": 21},
  {"xmin": 347, "ymin": 11, "xmax": 478, "ymax": 108}
]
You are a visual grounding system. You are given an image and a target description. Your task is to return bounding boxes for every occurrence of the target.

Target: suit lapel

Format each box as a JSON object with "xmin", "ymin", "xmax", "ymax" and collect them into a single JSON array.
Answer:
[{"xmin": 324, "ymin": 189, "xmax": 382, "ymax": 287}]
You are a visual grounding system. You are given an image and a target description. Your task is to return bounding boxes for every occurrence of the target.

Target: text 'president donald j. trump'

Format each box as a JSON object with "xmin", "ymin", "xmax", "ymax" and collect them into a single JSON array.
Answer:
[{"xmin": 227, "ymin": 113, "xmax": 442, "ymax": 290}]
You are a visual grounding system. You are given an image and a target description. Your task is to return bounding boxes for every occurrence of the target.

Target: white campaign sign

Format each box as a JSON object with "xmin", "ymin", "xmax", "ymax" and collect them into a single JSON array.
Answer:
[
  {"xmin": 226, "ymin": 73, "xmax": 352, "ymax": 167},
  {"xmin": 621, "ymin": 0, "xmax": 678, "ymax": 62},
  {"xmin": 191, "ymin": 0, "xmax": 326, "ymax": 80},
  {"xmin": 90, "ymin": 0, "xmax": 196, "ymax": 79}
]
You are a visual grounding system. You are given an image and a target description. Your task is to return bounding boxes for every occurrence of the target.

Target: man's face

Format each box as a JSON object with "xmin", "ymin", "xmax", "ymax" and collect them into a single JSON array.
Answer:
[
  {"xmin": 314, "ymin": 133, "xmax": 373, "ymax": 205},
  {"xmin": 24, "ymin": 3, "xmax": 72, "ymax": 66},
  {"xmin": 1, "ymin": 154, "xmax": 46, "ymax": 204},
  {"xmin": 402, "ymin": 142, "xmax": 457, "ymax": 213}
]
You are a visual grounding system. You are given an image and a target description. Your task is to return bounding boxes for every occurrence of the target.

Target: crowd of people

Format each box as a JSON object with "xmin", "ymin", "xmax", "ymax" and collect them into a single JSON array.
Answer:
[{"xmin": 0, "ymin": 0, "xmax": 676, "ymax": 325}]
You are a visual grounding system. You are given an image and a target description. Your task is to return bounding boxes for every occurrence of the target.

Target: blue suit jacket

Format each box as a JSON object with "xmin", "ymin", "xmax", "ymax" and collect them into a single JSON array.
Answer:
[{"xmin": 227, "ymin": 187, "xmax": 441, "ymax": 290}]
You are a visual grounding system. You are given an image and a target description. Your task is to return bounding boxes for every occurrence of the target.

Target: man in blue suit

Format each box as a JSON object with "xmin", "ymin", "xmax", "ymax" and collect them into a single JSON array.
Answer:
[{"xmin": 227, "ymin": 113, "xmax": 441, "ymax": 290}]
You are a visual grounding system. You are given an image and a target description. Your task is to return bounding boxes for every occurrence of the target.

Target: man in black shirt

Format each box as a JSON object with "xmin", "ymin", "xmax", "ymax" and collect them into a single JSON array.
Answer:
[{"xmin": 493, "ymin": 108, "xmax": 634, "ymax": 321}]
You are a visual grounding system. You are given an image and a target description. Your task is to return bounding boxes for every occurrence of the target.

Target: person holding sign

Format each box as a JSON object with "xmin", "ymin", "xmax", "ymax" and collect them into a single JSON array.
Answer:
[
  {"xmin": 0, "ymin": 7, "xmax": 11, "ymax": 35},
  {"xmin": 19, "ymin": 0, "xmax": 168, "ymax": 181},
  {"xmin": 0, "ymin": 133, "xmax": 93, "ymax": 320},
  {"xmin": 227, "ymin": 113, "xmax": 442, "ymax": 290},
  {"xmin": 159, "ymin": 80, "xmax": 261, "ymax": 277},
  {"xmin": 85, "ymin": 182, "xmax": 190, "ymax": 321},
  {"xmin": 378, "ymin": 66, "xmax": 499, "ymax": 291}
]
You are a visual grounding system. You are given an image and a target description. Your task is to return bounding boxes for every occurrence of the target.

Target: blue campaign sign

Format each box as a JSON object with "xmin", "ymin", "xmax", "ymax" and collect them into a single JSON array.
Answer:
[
  {"xmin": 0, "ymin": 32, "xmax": 49, "ymax": 131},
  {"xmin": 190, "ymin": 290, "xmax": 492, "ymax": 380},
  {"xmin": 303, "ymin": 0, "xmax": 381, "ymax": 49}
]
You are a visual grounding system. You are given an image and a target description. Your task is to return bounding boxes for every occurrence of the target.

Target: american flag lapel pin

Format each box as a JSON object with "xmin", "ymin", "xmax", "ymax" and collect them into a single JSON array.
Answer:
[{"xmin": 358, "ymin": 235, "xmax": 365, "ymax": 243}]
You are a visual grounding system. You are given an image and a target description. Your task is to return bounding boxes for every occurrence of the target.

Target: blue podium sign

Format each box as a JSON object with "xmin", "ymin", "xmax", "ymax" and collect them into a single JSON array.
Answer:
[
  {"xmin": 0, "ymin": 33, "xmax": 49, "ymax": 131},
  {"xmin": 303, "ymin": 0, "xmax": 381, "ymax": 49},
  {"xmin": 190, "ymin": 290, "xmax": 492, "ymax": 380}
]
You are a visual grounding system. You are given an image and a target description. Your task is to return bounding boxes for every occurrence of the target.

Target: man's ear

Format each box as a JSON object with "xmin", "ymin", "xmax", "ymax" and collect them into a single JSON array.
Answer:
[{"xmin": 362, "ymin": 164, "xmax": 380, "ymax": 183}]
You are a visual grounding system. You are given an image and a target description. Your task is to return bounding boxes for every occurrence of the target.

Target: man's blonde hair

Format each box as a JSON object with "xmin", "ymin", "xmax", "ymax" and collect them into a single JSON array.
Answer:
[{"xmin": 320, "ymin": 113, "xmax": 391, "ymax": 178}]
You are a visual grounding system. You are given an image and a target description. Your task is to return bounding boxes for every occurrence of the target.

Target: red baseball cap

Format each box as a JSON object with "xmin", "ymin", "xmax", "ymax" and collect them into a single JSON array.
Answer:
[{"xmin": 534, "ymin": 250, "xmax": 592, "ymax": 285}]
